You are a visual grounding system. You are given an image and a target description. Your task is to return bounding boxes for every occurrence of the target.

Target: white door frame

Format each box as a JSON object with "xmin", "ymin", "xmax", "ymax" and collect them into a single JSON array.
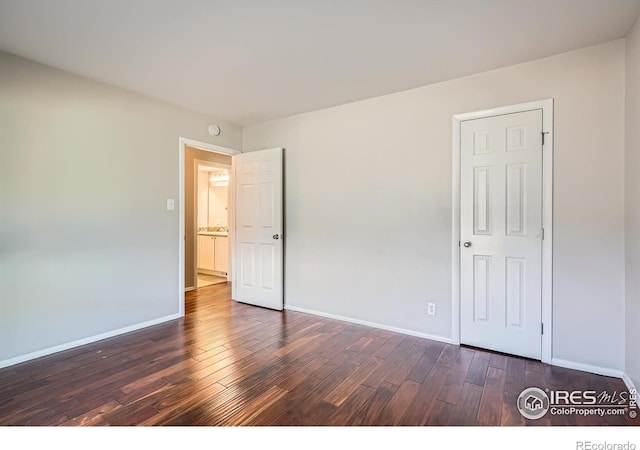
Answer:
[
  {"xmin": 178, "ymin": 137, "xmax": 240, "ymax": 317},
  {"xmin": 451, "ymin": 99, "xmax": 553, "ymax": 364}
]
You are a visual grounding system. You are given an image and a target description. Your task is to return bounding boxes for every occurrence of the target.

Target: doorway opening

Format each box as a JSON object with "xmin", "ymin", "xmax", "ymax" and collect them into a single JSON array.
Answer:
[
  {"xmin": 178, "ymin": 138, "xmax": 240, "ymax": 316},
  {"xmin": 178, "ymin": 138, "xmax": 285, "ymax": 316},
  {"xmin": 195, "ymin": 163, "xmax": 230, "ymax": 288}
]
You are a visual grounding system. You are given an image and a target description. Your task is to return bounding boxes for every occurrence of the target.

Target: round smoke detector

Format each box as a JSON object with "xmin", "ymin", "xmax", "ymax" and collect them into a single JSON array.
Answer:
[{"xmin": 208, "ymin": 125, "xmax": 220, "ymax": 136}]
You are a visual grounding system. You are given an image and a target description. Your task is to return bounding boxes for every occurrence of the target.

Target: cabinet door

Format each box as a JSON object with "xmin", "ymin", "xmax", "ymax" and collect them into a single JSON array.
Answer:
[
  {"xmin": 197, "ymin": 235, "xmax": 205, "ymax": 269},
  {"xmin": 214, "ymin": 236, "xmax": 229, "ymax": 274},
  {"xmin": 198, "ymin": 236, "xmax": 215, "ymax": 271}
]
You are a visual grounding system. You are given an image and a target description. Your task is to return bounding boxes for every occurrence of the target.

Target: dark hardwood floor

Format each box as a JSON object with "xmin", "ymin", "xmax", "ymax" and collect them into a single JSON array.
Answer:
[{"xmin": 0, "ymin": 283, "xmax": 637, "ymax": 426}]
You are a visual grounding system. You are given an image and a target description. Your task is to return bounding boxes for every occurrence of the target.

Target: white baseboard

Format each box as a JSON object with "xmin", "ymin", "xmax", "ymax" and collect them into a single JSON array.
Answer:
[
  {"xmin": 284, "ymin": 305, "xmax": 452, "ymax": 345},
  {"xmin": 0, "ymin": 313, "xmax": 182, "ymax": 370},
  {"xmin": 622, "ymin": 372, "xmax": 638, "ymax": 393},
  {"xmin": 551, "ymin": 358, "xmax": 624, "ymax": 379}
]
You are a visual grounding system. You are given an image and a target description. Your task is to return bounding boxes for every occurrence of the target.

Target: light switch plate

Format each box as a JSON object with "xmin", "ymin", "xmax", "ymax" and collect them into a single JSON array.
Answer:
[{"xmin": 166, "ymin": 199, "xmax": 175, "ymax": 211}]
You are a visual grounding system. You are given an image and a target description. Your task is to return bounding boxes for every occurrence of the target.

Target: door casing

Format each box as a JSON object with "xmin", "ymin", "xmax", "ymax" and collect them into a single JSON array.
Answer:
[{"xmin": 451, "ymin": 99, "xmax": 554, "ymax": 364}]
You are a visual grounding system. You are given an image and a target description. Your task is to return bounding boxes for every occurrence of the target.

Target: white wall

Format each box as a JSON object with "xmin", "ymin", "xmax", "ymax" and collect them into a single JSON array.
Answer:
[
  {"xmin": 244, "ymin": 41, "xmax": 626, "ymax": 372},
  {"xmin": 197, "ymin": 171, "xmax": 209, "ymax": 229},
  {"xmin": 208, "ymin": 185, "xmax": 228, "ymax": 228},
  {"xmin": 0, "ymin": 51, "xmax": 242, "ymax": 365},
  {"xmin": 625, "ymin": 17, "xmax": 640, "ymax": 389}
]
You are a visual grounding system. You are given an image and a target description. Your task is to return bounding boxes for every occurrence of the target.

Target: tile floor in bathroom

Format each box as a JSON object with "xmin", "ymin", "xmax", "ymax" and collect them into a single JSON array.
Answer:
[{"xmin": 197, "ymin": 273, "xmax": 228, "ymax": 287}]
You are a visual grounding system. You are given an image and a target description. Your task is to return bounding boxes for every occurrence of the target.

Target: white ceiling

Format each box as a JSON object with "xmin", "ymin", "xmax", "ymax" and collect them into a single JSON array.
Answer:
[{"xmin": 1, "ymin": 0, "xmax": 639, "ymax": 126}]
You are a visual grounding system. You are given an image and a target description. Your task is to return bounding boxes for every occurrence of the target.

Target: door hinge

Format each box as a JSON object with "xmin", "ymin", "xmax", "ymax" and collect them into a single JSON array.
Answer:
[
  {"xmin": 458, "ymin": 240, "xmax": 461, "ymax": 247},
  {"xmin": 541, "ymin": 228, "xmax": 545, "ymax": 240},
  {"xmin": 541, "ymin": 131, "xmax": 549, "ymax": 146},
  {"xmin": 541, "ymin": 323, "xmax": 544, "ymax": 335}
]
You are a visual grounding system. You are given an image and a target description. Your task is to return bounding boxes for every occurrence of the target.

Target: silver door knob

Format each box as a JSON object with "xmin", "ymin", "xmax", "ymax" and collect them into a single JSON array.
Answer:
[
  {"xmin": 463, "ymin": 241, "xmax": 472, "ymax": 248},
  {"xmin": 273, "ymin": 234, "xmax": 280, "ymax": 240}
]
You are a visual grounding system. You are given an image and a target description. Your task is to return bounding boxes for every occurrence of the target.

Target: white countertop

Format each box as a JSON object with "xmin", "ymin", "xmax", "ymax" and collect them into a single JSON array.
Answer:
[{"xmin": 197, "ymin": 231, "xmax": 229, "ymax": 237}]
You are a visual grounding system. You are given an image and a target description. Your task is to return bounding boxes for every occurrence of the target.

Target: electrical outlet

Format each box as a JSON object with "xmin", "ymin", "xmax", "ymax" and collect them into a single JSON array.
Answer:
[{"xmin": 427, "ymin": 303, "xmax": 436, "ymax": 316}]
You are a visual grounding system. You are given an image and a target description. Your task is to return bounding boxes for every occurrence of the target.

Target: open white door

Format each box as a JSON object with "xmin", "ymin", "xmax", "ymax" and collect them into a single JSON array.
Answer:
[{"xmin": 232, "ymin": 148, "xmax": 283, "ymax": 310}]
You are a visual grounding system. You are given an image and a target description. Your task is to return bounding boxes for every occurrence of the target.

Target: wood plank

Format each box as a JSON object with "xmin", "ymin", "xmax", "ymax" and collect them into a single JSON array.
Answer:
[
  {"xmin": 291, "ymin": 363, "xmax": 359, "ymax": 418},
  {"xmin": 448, "ymin": 382, "xmax": 483, "ymax": 425},
  {"xmin": 435, "ymin": 344, "xmax": 461, "ymax": 368},
  {"xmin": 372, "ymin": 341, "xmax": 400, "ymax": 359},
  {"xmin": 504, "ymin": 356, "xmax": 526, "ymax": 396},
  {"xmin": 324, "ymin": 384, "xmax": 376, "ymax": 425},
  {"xmin": 370, "ymin": 380, "xmax": 421, "ymax": 425},
  {"xmin": 361, "ymin": 347, "xmax": 411, "ymax": 389},
  {"xmin": 400, "ymin": 364, "xmax": 450, "ymax": 425},
  {"xmin": 383, "ymin": 344, "xmax": 424, "ymax": 386},
  {"xmin": 347, "ymin": 382, "xmax": 398, "ymax": 426},
  {"xmin": 219, "ymin": 386, "xmax": 288, "ymax": 426},
  {"xmin": 346, "ymin": 336, "xmax": 373, "ymax": 352},
  {"xmin": 525, "ymin": 368, "xmax": 546, "ymax": 389},
  {"xmin": 0, "ymin": 282, "xmax": 634, "ymax": 427},
  {"xmin": 345, "ymin": 335, "xmax": 388, "ymax": 366},
  {"xmin": 299, "ymin": 401, "xmax": 338, "ymax": 426},
  {"xmin": 115, "ymin": 378, "xmax": 172, "ymax": 407},
  {"xmin": 0, "ymin": 402, "xmax": 66, "ymax": 426},
  {"xmin": 471, "ymin": 348, "xmax": 492, "ymax": 361},
  {"xmin": 323, "ymin": 358, "xmax": 380, "ymax": 407},
  {"xmin": 437, "ymin": 347, "xmax": 474, "ymax": 405},
  {"xmin": 102, "ymin": 401, "xmax": 160, "ymax": 426},
  {"xmin": 424, "ymin": 400, "xmax": 455, "ymax": 426},
  {"xmin": 476, "ymin": 367, "xmax": 505, "ymax": 425},
  {"xmin": 139, "ymin": 380, "xmax": 228, "ymax": 425},
  {"xmin": 525, "ymin": 359, "xmax": 546, "ymax": 374},
  {"xmin": 422, "ymin": 341, "xmax": 448, "ymax": 360},
  {"xmin": 405, "ymin": 355, "xmax": 437, "ymax": 384},
  {"xmin": 465, "ymin": 357, "xmax": 489, "ymax": 386},
  {"xmin": 488, "ymin": 352, "xmax": 508, "ymax": 370},
  {"xmin": 251, "ymin": 375, "xmax": 324, "ymax": 426},
  {"xmin": 309, "ymin": 351, "xmax": 352, "ymax": 380},
  {"xmin": 276, "ymin": 356, "xmax": 328, "ymax": 392},
  {"xmin": 501, "ymin": 390, "xmax": 526, "ymax": 426}
]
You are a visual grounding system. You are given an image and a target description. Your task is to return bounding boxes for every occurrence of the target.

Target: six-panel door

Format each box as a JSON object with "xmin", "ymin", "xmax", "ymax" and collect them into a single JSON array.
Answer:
[
  {"xmin": 460, "ymin": 109, "xmax": 543, "ymax": 359},
  {"xmin": 233, "ymin": 148, "xmax": 284, "ymax": 310}
]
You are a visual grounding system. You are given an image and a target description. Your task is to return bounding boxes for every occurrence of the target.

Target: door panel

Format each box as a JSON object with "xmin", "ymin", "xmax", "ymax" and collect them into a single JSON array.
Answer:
[
  {"xmin": 233, "ymin": 148, "xmax": 283, "ymax": 310},
  {"xmin": 197, "ymin": 235, "xmax": 215, "ymax": 271},
  {"xmin": 214, "ymin": 236, "xmax": 229, "ymax": 274},
  {"xmin": 460, "ymin": 110, "xmax": 542, "ymax": 359}
]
